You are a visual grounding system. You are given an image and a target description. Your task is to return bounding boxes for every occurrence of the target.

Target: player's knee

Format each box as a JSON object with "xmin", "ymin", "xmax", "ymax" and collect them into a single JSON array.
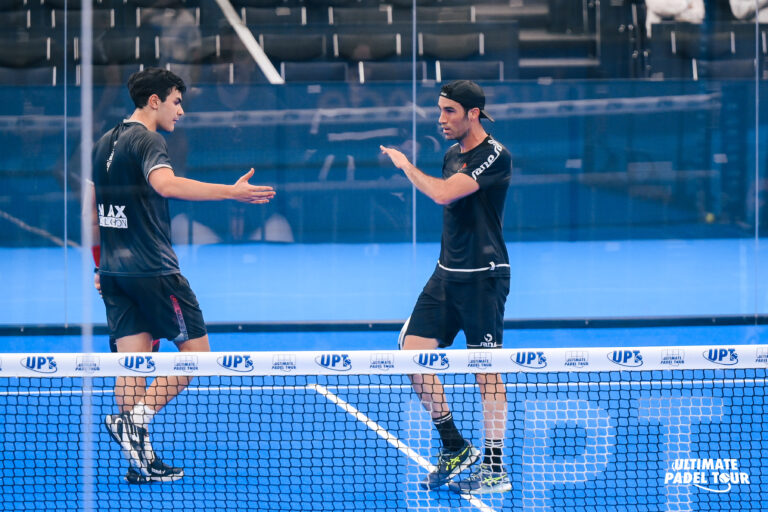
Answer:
[{"xmin": 178, "ymin": 334, "xmax": 210, "ymax": 352}]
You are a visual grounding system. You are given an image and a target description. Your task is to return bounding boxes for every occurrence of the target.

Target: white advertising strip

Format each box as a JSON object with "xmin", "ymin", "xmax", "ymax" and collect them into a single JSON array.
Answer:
[{"xmin": 0, "ymin": 345, "xmax": 766, "ymax": 378}]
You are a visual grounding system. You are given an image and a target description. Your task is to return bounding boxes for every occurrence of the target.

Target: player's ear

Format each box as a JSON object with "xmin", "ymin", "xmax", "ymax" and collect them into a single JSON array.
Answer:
[{"xmin": 148, "ymin": 93, "xmax": 160, "ymax": 109}]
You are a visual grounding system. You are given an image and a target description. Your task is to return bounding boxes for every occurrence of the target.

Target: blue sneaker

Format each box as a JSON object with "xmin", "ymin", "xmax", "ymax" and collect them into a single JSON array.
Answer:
[
  {"xmin": 420, "ymin": 441, "xmax": 481, "ymax": 490},
  {"xmin": 447, "ymin": 464, "xmax": 511, "ymax": 495}
]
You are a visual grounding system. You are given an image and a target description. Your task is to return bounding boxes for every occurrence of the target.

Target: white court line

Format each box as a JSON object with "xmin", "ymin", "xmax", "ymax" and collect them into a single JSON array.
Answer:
[{"xmin": 308, "ymin": 383, "xmax": 498, "ymax": 512}]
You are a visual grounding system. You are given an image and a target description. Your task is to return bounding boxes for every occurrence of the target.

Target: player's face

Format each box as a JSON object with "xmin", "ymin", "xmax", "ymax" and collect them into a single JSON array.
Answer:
[
  {"xmin": 157, "ymin": 88, "xmax": 184, "ymax": 132},
  {"xmin": 438, "ymin": 97, "xmax": 471, "ymax": 141}
]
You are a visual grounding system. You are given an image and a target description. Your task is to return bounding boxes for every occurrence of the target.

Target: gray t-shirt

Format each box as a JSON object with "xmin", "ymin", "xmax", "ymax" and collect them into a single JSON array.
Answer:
[{"xmin": 92, "ymin": 121, "xmax": 180, "ymax": 276}]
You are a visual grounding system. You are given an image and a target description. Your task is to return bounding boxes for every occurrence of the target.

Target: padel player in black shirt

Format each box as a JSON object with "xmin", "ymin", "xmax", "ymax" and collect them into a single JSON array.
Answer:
[
  {"xmin": 381, "ymin": 80, "xmax": 512, "ymax": 495},
  {"xmin": 90, "ymin": 67, "xmax": 275, "ymax": 483}
]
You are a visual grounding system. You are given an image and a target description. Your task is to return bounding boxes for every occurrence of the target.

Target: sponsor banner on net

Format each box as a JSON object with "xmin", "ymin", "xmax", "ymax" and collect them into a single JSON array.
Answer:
[
  {"xmin": 753, "ymin": 347, "xmax": 768, "ymax": 366},
  {"xmin": 217, "ymin": 354, "xmax": 256, "ymax": 373},
  {"xmin": 564, "ymin": 351, "xmax": 589, "ymax": 369},
  {"xmin": 314, "ymin": 353, "xmax": 353, "ymax": 372},
  {"xmin": 369, "ymin": 353, "xmax": 395, "ymax": 371},
  {"xmin": 271, "ymin": 354, "xmax": 297, "ymax": 373},
  {"xmin": 75, "ymin": 356, "xmax": 101, "ymax": 374},
  {"xmin": 173, "ymin": 355, "xmax": 199, "ymax": 374},
  {"xmin": 1, "ymin": 346, "xmax": 764, "ymax": 376},
  {"xmin": 19, "ymin": 355, "xmax": 58, "ymax": 374},
  {"xmin": 702, "ymin": 348, "xmax": 739, "ymax": 366},
  {"xmin": 467, "ymin": 351, "xmax": 493, "ymax": 370}
]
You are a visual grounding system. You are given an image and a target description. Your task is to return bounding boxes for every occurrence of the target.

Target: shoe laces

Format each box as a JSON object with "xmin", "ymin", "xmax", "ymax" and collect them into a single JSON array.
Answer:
[
  {"xmin": 435, "ymin": 445, "xmax": 466, "ymax": 471},
  {"xmin": 468, "ymin": 464, "xmax": 503, "ymax": 482}
]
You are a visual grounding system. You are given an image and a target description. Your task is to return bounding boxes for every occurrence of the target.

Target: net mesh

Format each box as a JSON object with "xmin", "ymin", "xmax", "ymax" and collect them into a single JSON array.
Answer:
[{"xmin": 0, "ymin": 348, "xmax": 766, "ymax": 511}]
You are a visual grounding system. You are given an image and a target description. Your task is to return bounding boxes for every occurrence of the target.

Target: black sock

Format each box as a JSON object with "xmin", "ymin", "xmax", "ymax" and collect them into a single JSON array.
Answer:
[
  {"xmin": 433, "ymin": 413, "xmax": 465, "ymax": 452},
  {"xmin": 483, "ymin": 439, "xmax": 504, "ymax": 473}
]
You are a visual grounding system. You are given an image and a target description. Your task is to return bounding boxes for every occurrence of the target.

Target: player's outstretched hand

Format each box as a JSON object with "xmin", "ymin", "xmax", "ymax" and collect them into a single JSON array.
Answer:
[
  {"xmin": 380, "ymin": 145, "xmax": 411, "ymax": 171},
  {"xmin": 232, "ymin": 168, "xmax": 276, "ymax": 204}
]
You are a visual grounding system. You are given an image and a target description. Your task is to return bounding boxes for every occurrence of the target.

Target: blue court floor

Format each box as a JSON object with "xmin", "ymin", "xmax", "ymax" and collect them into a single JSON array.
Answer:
[
  {"xmin": 1, "ymin": 361, "xmax": 765, "ymax": 512},
  {"xmin": 1, "ymin": 238, "xmax": 768, "ymax": 327},
  {"xmin": 1, "ymin": 324, "xmax": 767, "ymax": 353},
  {"xmin": 2, "ymin": 240, "xmax": 767, "ymax": 512}
]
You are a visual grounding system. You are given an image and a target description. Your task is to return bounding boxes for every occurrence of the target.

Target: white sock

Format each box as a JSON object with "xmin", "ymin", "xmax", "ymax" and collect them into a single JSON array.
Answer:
[{"xmin": 130, "ymin": 402, "xmax": 156, "ymax": 429}]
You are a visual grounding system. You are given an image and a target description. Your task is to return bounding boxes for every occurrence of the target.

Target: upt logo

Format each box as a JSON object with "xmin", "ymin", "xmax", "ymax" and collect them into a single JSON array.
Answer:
[
  {"xmin": 21, "ymin": 356, "xmax": 57, "ymax": 374},
  {"xmin": 703, "ymin": 348, "xmax": 738, "ymax": 366},
  {"xmin": 513, "ymin": 351, "xmax": 547, "ymax": 369},
  {"xmin": 315, "ymin": 354, "xmax": 352, "ymax": 371},
  {"xmin": 119, "ymin": 356, "xmax": 156, "ymax": 373},
  {"xmin": 608, "ymin": 350, "xmax": 643, "ymax": 368},
  {"xmin": 414, "ymin": 353, "xmax": 450, "ymax": 370},
  {"xmin": 217, "ymin": 354, "xmax": 254, "ymax": 372}
]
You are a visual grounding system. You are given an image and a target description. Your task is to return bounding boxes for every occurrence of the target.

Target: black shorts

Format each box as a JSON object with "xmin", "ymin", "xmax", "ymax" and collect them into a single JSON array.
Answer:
[
  {"xmin": 404, "ymin": 274, "xmax": 509, "ymax": 349},
  {"xmin": 100, "ymin": 273, "xmax": 207, "ymax": 346}
]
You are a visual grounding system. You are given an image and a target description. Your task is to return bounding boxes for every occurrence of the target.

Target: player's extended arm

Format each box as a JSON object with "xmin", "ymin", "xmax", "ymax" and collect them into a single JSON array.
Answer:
[
  {"xmin": 380, "ymin": 145, "xmax": 479, "ymax": 205},
  {"xmin": 148, "ymin": 167, "xmax": 276, "ymax": 204}
]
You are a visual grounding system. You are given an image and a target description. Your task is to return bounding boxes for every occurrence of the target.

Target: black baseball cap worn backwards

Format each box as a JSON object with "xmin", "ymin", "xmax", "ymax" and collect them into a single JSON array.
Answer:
[{"xmin": 439, "ymin": 80, "xmax": 495, "ymax": 122}]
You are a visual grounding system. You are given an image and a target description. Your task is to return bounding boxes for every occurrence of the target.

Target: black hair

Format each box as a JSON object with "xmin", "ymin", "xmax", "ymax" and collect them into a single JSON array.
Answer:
[{"xmin": 127, "ymin": 67, "xmax": 186, "ymax": 109}]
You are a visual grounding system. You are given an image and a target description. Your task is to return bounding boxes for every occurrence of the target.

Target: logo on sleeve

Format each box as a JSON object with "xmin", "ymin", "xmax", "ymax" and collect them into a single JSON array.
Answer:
[{"xmin": 470, "ymin": 139, "xmax": 502, "ymax": 180}]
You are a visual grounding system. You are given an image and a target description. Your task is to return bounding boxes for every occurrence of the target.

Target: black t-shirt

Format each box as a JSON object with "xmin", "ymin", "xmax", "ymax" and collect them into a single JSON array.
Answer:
[
  {"xmin": 435, "ymin": 135, "xmax": 512, "ymax": 282},
  {"xmin": 92, "ymin": 121, "xmax": 180, "ymax": 276}
]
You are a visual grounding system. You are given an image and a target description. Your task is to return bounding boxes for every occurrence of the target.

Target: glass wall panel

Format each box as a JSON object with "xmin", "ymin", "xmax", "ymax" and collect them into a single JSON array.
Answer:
[
  {"xmin": 0, "ymin": 0, "xmax": 69, "ymax": 326},
  {"xmin": 1, "ymin": 0, "xmax": 764, "ymax": 335},
  {"xmin": 408, "ymin": 0, "xmax": 763, "ymax": 320}
]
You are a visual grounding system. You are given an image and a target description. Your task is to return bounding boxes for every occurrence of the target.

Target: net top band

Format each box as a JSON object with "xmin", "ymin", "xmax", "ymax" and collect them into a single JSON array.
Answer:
[{"xmin": 1, "ymin": 345, "xmax": 766, "ymax": 377}]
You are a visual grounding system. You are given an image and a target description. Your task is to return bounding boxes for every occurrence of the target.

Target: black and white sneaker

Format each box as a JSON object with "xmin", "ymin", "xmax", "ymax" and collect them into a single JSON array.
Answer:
[
  {"xmin": 105, "ymin": 413, "xmax": 148, "ymax": 473},
  {"xmin": 125, "ymin": 460, "xmax": 184, "ymax": 484}
]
